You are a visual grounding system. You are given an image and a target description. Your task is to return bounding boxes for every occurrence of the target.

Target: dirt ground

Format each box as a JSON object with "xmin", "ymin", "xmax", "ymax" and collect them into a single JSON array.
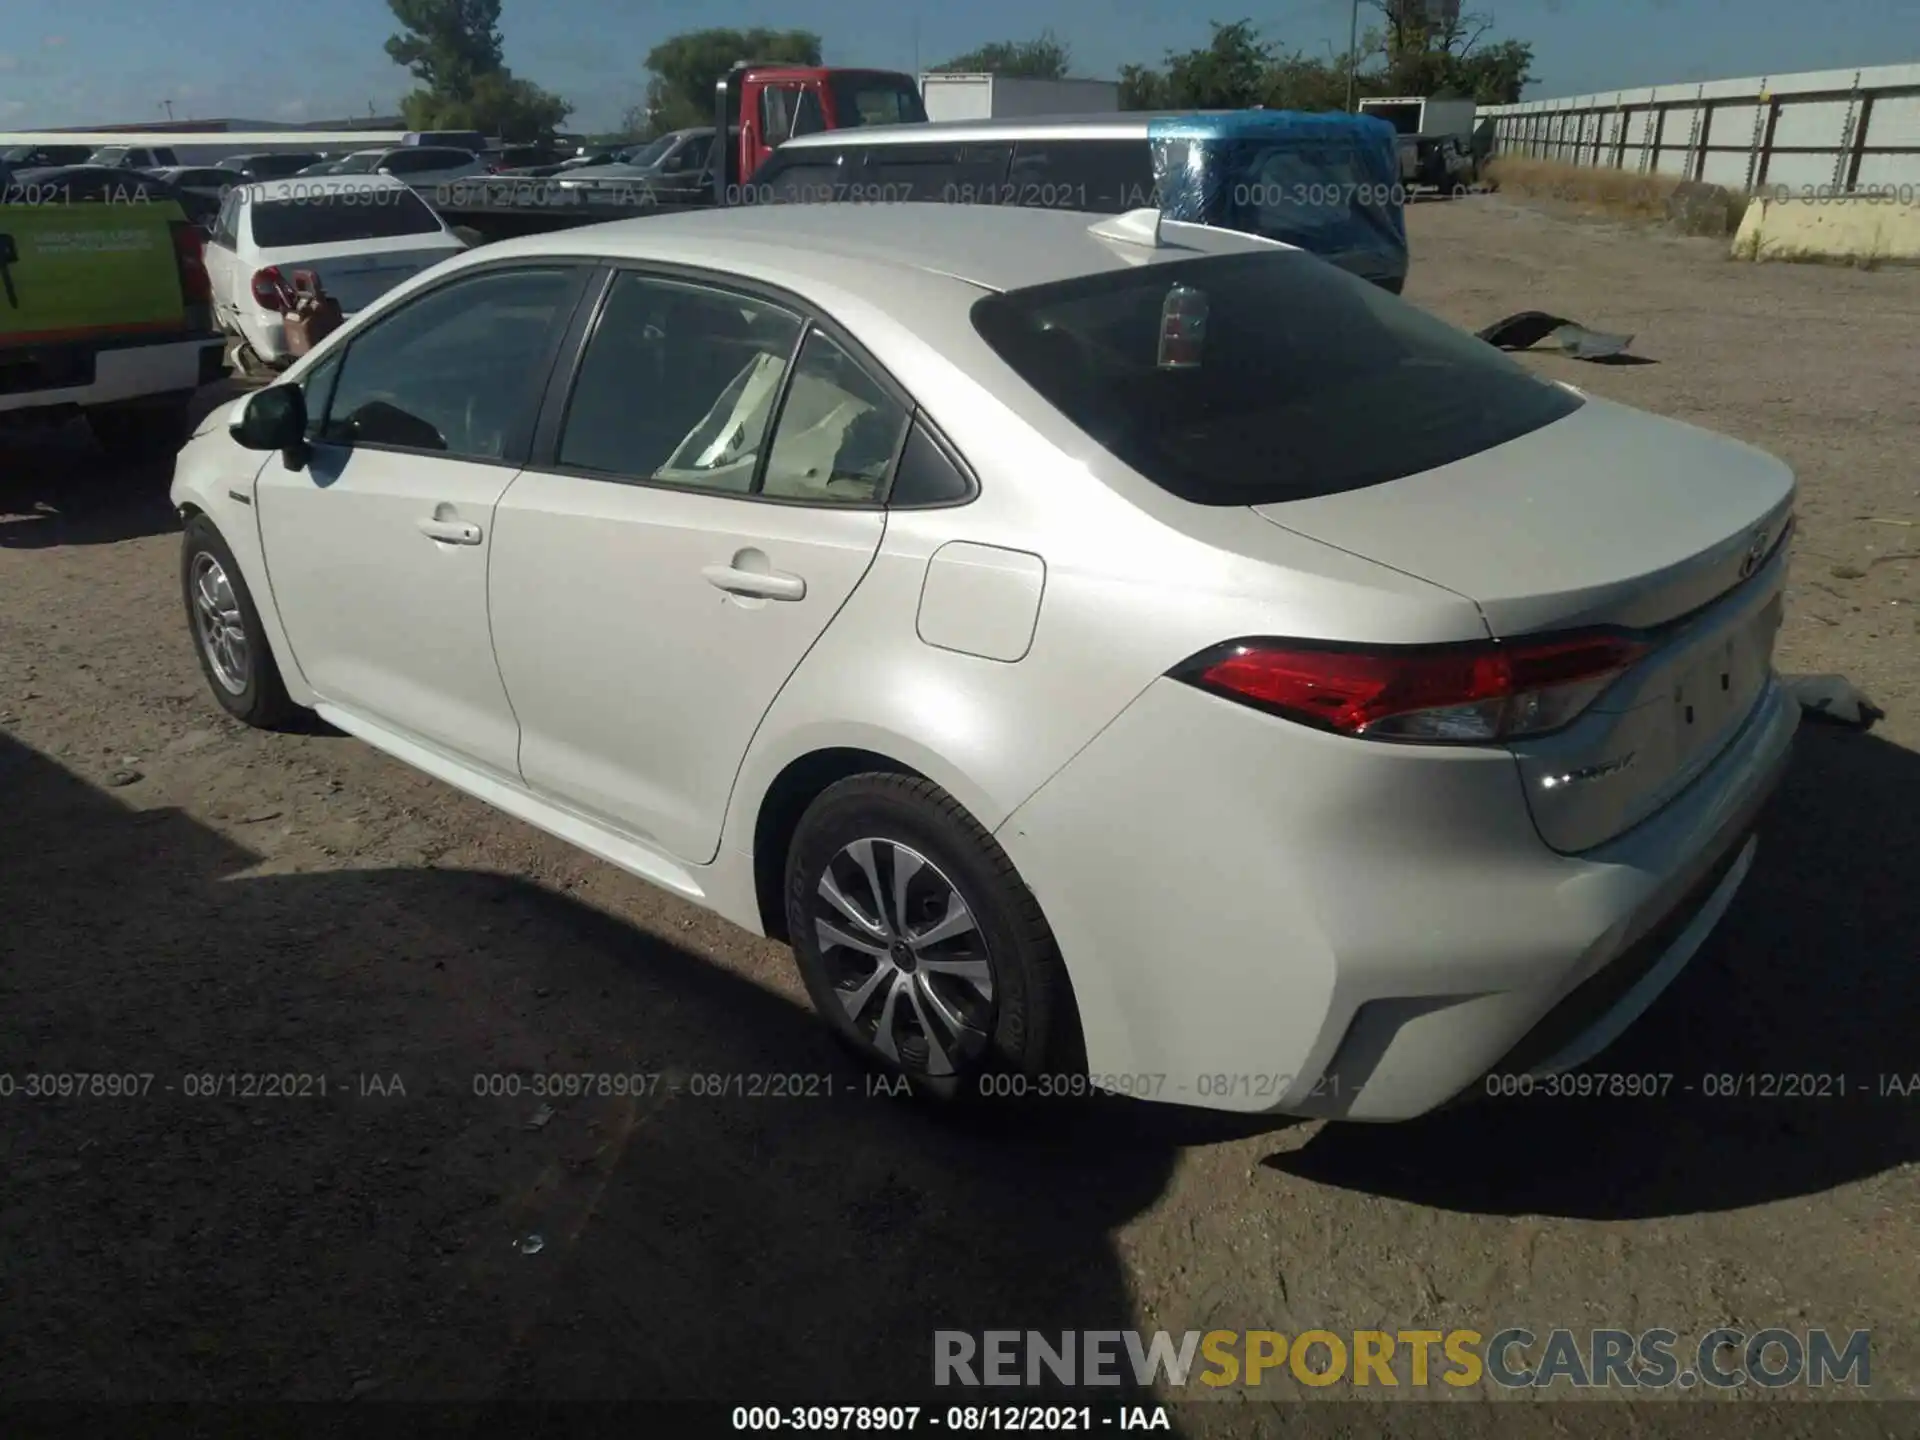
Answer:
[{"xmin": 3, "ymin": 197, "xmax": 1918, "ymax": 1422}]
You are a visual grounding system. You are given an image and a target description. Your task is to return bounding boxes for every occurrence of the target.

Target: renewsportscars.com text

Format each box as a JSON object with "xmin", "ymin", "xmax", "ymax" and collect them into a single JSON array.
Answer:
[{"xmin": 934, "ymin": 1328, "xmax": 1871, "ymax": 1390}]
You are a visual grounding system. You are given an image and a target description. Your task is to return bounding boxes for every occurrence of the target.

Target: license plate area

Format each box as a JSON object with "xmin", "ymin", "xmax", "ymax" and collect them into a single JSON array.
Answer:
[{"xmin": 1662, "ymin": 589, "xmax": 1780, "ymax": 768}]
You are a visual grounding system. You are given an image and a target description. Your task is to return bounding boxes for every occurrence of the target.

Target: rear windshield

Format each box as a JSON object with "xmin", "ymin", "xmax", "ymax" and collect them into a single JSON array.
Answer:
[
  {"xmin": 246, "ymin": 187, "xmax": 444, "ymax": 247},
  {"xmin": 971, "ymin": 251, "xmax": 1583, "ymax": 506}
]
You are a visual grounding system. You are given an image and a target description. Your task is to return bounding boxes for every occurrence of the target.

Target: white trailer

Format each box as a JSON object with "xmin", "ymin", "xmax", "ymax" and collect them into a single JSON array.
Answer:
[
  {"xmin": 1357, "ymin": 97, "xmax": 1476, "ymax": 138},
  {"xmin": 917, "ymin": 74, "xmax": 1121, "ymax": 123}
]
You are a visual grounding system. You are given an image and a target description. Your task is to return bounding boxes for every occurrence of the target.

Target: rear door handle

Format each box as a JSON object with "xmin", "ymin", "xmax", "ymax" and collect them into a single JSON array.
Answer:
[
  {"xmin": 417, "ymin": 516, "xmax": 482, "ymax": 545},
  {"xmin": 702, "ymin": 563, "xmax": 806, "ymax": 602}
]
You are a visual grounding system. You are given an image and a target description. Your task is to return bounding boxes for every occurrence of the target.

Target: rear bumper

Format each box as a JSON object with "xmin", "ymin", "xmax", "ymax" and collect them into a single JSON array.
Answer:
[
  {"xmin": 994, "ymin": 672, "xmax": 1798, "ymax": 1121},
  {"xmin": 0, "ymin": 330, "xmax": 225, "ymax": 415}
]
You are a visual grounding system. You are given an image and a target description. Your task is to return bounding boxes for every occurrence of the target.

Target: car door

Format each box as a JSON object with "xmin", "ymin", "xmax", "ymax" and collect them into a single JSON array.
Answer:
[
  {"xmin": 488, "ymin": 268, "xmax": 908, "ymax": 865},
  {"xmin": 254, "ymin": 262, "xmax": 594, "ymax": 779}
]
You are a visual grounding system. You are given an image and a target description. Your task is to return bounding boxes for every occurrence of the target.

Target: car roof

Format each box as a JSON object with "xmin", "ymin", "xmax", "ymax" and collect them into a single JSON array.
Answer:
[{"xmin": 483, "ymin": 201, "xmax": 1289, "ymax": 295}]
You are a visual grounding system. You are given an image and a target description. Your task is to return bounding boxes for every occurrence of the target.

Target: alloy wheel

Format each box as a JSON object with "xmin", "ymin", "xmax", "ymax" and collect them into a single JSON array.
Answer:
[
  {"xmin": 810, "ymin": 837, "xmax": 995, "ymax": 1077},
  {"xmin": 190, "ymin": 552, "xmax": 249, "ymax": 695}
]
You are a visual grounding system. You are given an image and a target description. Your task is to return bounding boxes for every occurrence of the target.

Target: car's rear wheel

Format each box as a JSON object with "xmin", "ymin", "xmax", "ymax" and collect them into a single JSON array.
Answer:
[
  {"xmin": 88, "ymin": 394, "xmax": 193, "ymax": 463},
  {"xmin": 180, "ymin": 515, "xmax": 298, "ymax": 729},
  {"xmin": 784, "ymin": 774, "xmax": 1073, "ymax": 1102}
]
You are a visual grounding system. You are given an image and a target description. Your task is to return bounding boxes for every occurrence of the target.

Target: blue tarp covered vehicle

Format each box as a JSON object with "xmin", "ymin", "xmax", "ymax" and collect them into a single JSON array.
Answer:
[{"xmin": 1148, "ymin": 111, "xmax": 1409, "ymax": 293}]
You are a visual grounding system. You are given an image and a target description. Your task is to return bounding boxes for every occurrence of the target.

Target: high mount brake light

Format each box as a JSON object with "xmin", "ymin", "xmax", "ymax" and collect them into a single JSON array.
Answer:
[{"xmin": 1174, "ymin": 633, "xmax": 1650, "ymax": 743}]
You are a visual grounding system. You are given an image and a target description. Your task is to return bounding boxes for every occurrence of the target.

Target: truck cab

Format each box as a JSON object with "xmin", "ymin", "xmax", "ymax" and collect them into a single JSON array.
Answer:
[{"xmin": 712, "ymin": 62, "xmax": 926, "ymax": 202}]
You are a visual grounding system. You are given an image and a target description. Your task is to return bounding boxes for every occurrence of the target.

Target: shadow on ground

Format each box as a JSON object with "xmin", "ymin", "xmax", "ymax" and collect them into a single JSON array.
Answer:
[
  {"xmin": 1266, "ymin": 723, "xmax": 1920, "ymax": 1219},
  {"xmin": 0, "ymin": 380, "xmax": 252, "ymax": 550},
  {"xmin": 0, "ymin": 730, "xmax": 1239, "ymax": 1405}
]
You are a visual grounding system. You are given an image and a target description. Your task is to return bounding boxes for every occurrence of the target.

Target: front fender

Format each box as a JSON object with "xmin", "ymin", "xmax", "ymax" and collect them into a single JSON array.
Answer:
[{"xmin": 170, "ymin": 426, "xmax": 316, "ymax": 708}]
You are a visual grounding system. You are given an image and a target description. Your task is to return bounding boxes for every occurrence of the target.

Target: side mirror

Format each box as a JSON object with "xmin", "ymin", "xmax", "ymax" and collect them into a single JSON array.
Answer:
[{"xmin": 231, "ymin": 384, "xmax": 308, "ymax": 464}]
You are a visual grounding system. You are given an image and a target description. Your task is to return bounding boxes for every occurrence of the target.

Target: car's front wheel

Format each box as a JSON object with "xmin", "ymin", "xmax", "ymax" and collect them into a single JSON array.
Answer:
[
  {"xmin": 180, "ymin": 514, "xmax": 299, "ymax": 729},
  {"xmin": 785, "ymin": 774, "xmax": 1075, "ymax": 1102}
]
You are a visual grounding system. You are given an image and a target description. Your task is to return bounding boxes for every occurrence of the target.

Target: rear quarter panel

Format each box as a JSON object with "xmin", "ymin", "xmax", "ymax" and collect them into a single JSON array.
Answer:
[{"xmin": 719, "ymin": 274, "xmax": 1485, "ymax": 859}]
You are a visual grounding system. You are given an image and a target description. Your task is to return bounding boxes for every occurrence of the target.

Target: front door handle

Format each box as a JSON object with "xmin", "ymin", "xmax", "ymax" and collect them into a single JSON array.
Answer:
[
  {"xmin": 418, "ymin": 516, "xmax": 482, "ymax": 545},
  {"xmin": 702, "ymin": 563, "xmax": 805, "ymax": 602}
]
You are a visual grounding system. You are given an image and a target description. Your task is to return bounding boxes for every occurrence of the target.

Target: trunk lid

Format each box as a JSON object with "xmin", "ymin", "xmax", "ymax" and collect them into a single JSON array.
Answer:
[
  {"xmin": 258, "ymin": 238, "xmax": 460, "ymax": 314},
  {"xmin": 1253, "ymin": 396, "xmax": 1796, "ymax": 853}
]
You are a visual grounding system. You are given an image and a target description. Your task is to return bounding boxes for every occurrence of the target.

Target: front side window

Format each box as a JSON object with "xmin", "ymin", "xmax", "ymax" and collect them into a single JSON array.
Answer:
[
  {"xmin": 972, "ymin": 250, "xmax": 1582, "ymax": 506},
  {"xmin": 317, "ymin": 267, "xmax": 579, "ymax": 460},
  {"xmin": 557, "ymin": 272, "xmax": 804, "ymax": 492}
]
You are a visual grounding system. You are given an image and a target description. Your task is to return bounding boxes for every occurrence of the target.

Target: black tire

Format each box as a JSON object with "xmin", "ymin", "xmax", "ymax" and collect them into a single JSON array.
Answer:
[
  {"xmin": 88, "ymin": 394, "xmax": 193, "ymax": 463},
  {"xmin": 784, "ymin": 774, "xmax": 1074, "ymax": 1104},
  {"xmin": 180, "ymin": 514, "xmax": 299, "ymax": 729}
]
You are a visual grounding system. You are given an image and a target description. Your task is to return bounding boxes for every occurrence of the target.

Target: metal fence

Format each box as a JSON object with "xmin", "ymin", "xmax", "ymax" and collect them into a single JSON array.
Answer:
[{"xmin": 1480, "ymin": 62, "xmax": 1920, "ymax": 195}]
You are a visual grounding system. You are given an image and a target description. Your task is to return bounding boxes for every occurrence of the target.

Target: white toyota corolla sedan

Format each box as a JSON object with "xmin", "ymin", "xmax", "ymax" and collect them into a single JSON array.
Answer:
[{"xmin": 170, "ymin": 203, "xmax": 1798, "ymax": 1121}]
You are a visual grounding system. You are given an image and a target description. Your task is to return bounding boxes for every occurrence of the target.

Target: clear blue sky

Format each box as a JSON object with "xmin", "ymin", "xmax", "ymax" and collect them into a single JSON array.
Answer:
[{"xmin": 2, "ymin": 0, "xmax": 1916, "ymax": 133}]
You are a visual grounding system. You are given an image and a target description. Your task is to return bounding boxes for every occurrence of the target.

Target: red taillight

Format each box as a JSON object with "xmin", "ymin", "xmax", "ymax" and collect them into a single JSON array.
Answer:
[
  {"xmin": 169, "ymin": 221, "xmax": 211, "ymax": 304},
  {"xmin": 251, "ymin": 265, "xmax": 289, "ymax": 312},
  {"xmin": 1175, "ymin": 633, "xmax": 1649, "ymax": 743}
]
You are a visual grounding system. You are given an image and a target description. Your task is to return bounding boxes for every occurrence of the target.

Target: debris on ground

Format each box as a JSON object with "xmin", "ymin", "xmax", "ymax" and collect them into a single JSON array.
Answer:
[
  {"xmin": 1664, "ymin": 180, "xmax": 1742, "ymax": 237},
  {"xmin": 1476, "ymin": 311, "xmax": 1635, "ymax": 360},
  {"xmin": 1784, "ymin": 674, "xmax": 1885, "ymax": 728},
  {"xmin": 526, "ymin": 1104, "xmax": 555, "ymax": 1131}
]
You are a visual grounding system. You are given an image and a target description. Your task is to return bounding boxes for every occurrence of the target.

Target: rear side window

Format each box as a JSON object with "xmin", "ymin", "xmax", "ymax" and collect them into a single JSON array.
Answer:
[
  {"xmin": 1008, "ymin": 140, "xmax": 1156, "ymax": 213},
  {"xmin": 245, "ymin": 187, "xmax": 444, "ymax": 246},
  {"xmin": 757, "ymin": 153, "xmax": 856, "ymax": 203},
  {"xmin": 971, "ymin": 251, "xmax": 1583, "ymax": 506},
  {"xmin": 863, "ymin": 144, "xmax": 1010, "ymax": 202}
]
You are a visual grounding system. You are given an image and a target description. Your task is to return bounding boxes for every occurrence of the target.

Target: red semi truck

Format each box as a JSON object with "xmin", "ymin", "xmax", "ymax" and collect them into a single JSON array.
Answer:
[{"xmin": 712, "ymin": 61, "xmax": 928, "ymax": 202}]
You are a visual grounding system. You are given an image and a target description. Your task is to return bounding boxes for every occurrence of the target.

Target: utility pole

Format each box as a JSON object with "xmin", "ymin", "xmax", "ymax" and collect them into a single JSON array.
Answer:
[
  {"xmin": 161, "ymin": 98, "xmax": 174, "ymax": 121},
  {"xmin": 1344, "ymin": 0, "xmax": 1359, "ymax": 112}
]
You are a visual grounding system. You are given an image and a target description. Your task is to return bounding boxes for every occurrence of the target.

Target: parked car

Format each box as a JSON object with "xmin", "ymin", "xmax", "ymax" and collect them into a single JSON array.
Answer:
[
  {"xmin": 87, "ymin": 143, "xmax": 180, "ymax": 169},
  {"xmin": 0, "ymin": 143, "xmax": 96, "ymax": 167},
  {"xmin": 1, "ymin": 165, "xmax": 223, "ymax": 458},
  {"xmin": 148, "ymin": 165, "xmax": 244, "ymax": 206},
  {"xmin": 170, "ymin": 203, "xmax": 1797, "ymax": 1119},
  {"xmin": 218, "ymin": 152, "xmax": 325, "ymax": 182},
  {"xmin": 556, "ymin": 127, "xmax": 713, "ymax": 201},
  {"xmin": 404, "ymin": 130, "xmax": 490, "ymax": 154},
  {"xmin": 292, "ymin": 147, "xmax": 486, "ymax": 186},
  {"xmin": 755, "ymin": 111, "xmax": 1409, "ymax": 293},
  {"xmin": 202, "ymin": 175, "xmax": 466, "ymax": 369}
]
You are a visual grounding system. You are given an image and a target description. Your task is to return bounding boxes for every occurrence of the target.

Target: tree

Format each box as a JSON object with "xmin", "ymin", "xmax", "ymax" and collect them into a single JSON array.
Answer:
[
  {"xmin": 385, "ymin": 0, "xmax": 572, "ymax": 140},
  {"xmin": 1118, "ymin": 20, "xmax": 1281, "ymax": 111},
  {"xmin": 929, "ymin": 32, "xmax": 1071, "ymax": 79},
  {"xmin": 1164, "ymin": 20, "xmax": 1273, "ymax": 109},
  {"xmin": 641, "ymin": 28, "xmax": 822, "ymax": 133},
  {"xmin": 1117, "ymin": 63, "xmax": 1171, "ymax": 110},
  {"xmin": 1359, "ymin": 1, "xmax": 1533, "ymax": 103}
]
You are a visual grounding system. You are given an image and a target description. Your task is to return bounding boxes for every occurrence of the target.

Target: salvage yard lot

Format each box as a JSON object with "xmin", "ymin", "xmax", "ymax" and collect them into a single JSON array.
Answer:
[{"xmin": 2, "ymin": 197, "xmax": 1917, "ymax": 1414}]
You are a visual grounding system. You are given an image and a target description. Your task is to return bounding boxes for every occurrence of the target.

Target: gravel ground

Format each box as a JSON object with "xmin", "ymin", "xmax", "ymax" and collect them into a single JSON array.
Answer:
[{"xmin": 3, "ymin": 197, "xmax": 1918, "ymax": 1421}]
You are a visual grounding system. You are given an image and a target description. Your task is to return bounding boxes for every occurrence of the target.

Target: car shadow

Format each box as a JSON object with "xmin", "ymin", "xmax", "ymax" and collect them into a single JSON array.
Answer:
[
  {"xmin": 1264, "ymin": 724, "xmax": 1920, "ymax": 1219},
  {"xmin": 0, "ymin": 378, "xmax": 253, "ymax": 550},
  {"xmin": 0, "ymin": 730, "xmax": 1236, "ymax": 1408}
]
